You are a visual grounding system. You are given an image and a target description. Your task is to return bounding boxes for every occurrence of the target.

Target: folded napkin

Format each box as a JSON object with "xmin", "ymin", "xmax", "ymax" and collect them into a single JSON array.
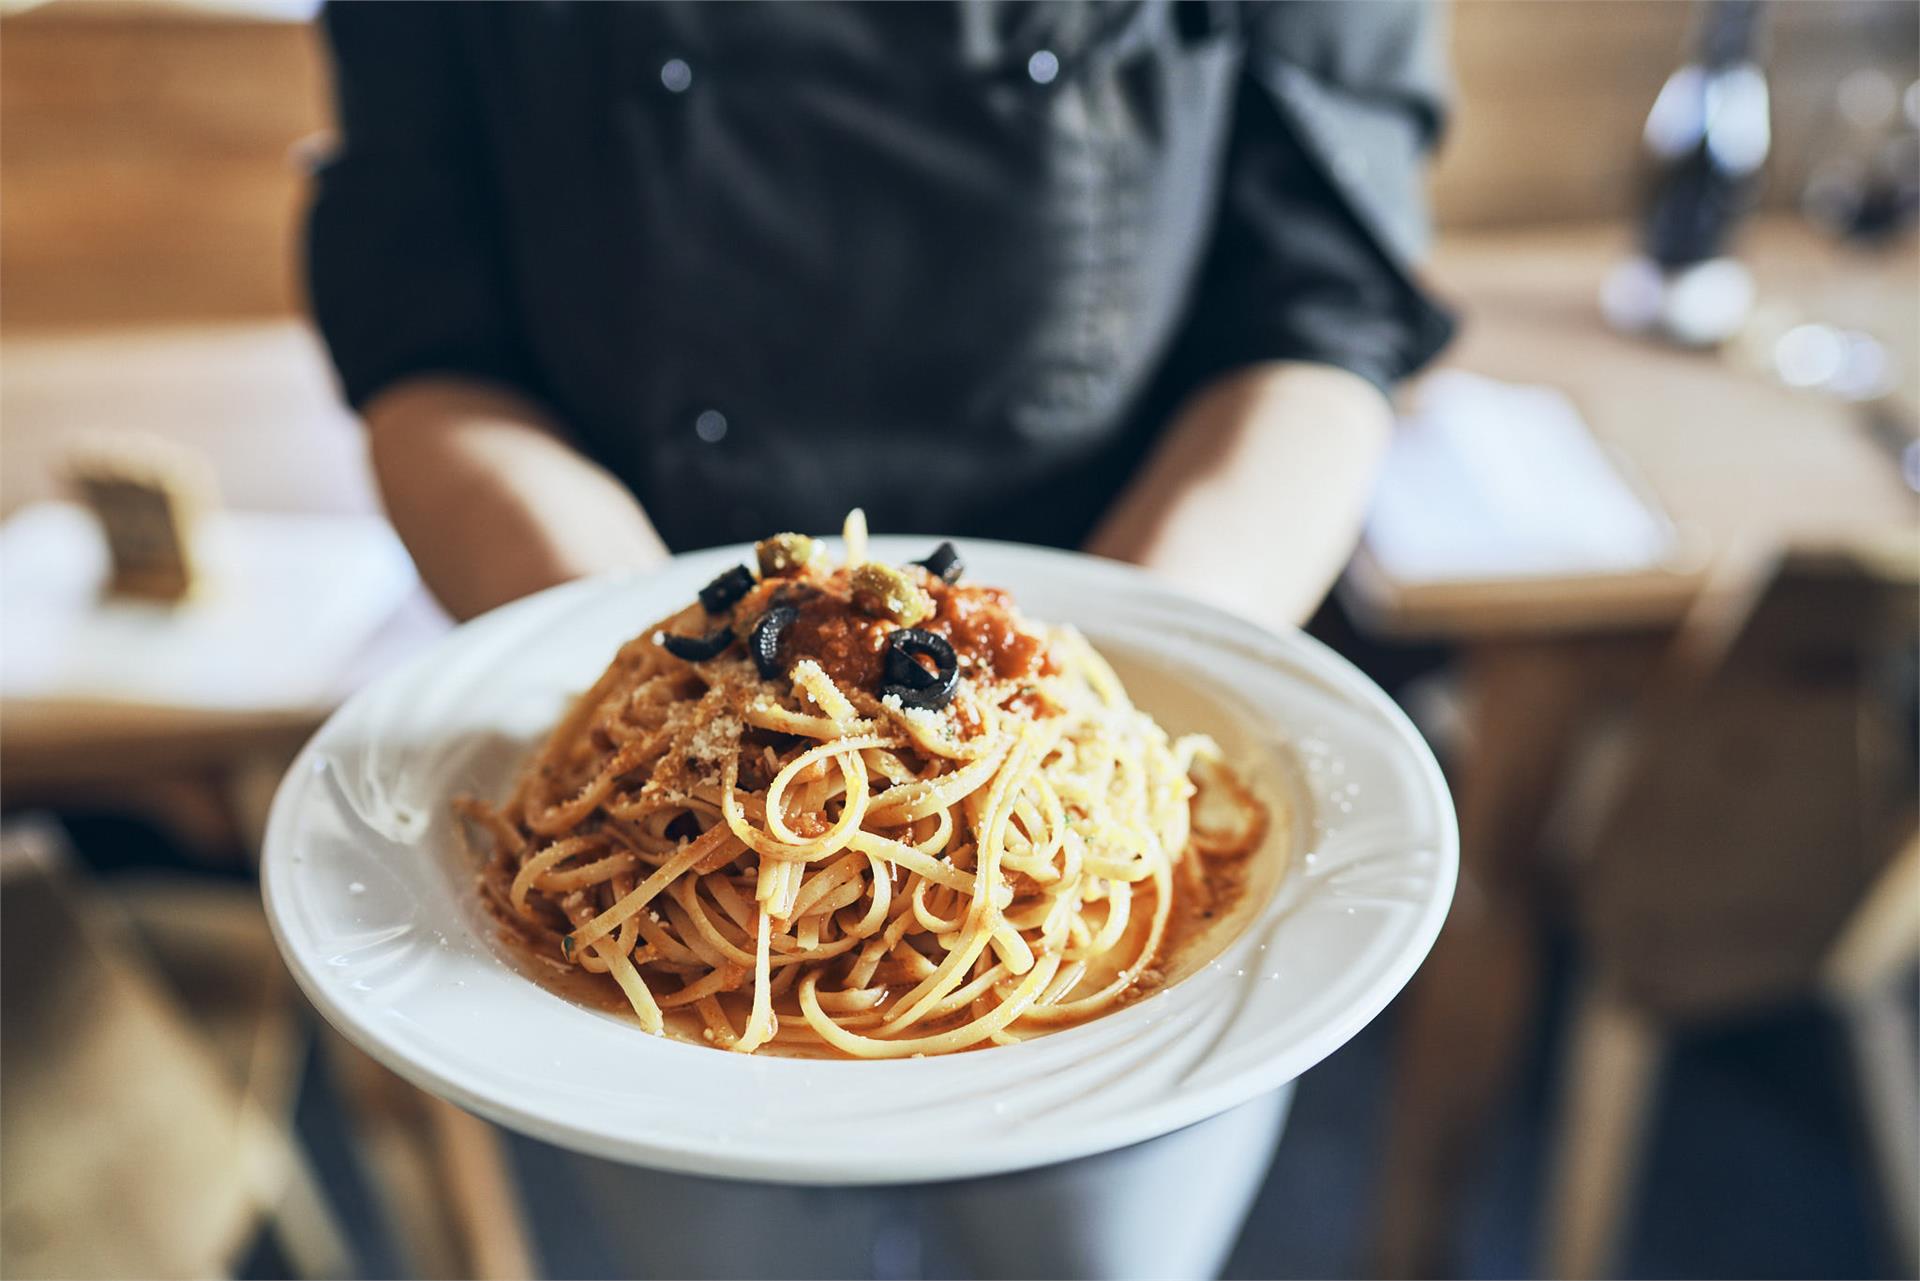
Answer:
[{"xmin": 1366, "ymin": 370, "xmax": 1675, "ymax": 583}]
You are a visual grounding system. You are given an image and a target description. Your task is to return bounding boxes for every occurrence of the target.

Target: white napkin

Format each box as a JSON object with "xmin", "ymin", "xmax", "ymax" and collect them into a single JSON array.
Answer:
[
  {"xmin": 1365, "ymin": 370, "xmax": 1674, "ymax": 583},
  {"xmin": 1, "ymin": 502, "xmax": 417, "ymax": 711}
]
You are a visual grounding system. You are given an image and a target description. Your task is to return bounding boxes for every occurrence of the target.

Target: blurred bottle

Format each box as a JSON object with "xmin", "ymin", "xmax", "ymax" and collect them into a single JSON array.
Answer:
[
  {"xmin": 1640, "ymin": 0, "xmax": 1770, "ymax": 266},
  {"xmin": 1601, "ymin": 0, "xmax": 1771, "ymax": 348}
]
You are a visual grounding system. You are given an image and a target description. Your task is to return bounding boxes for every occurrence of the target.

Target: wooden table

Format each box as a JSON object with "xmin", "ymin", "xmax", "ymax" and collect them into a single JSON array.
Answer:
[
  {"xmin": 1357, "ymin": 218, "xmax": 1918, "ymax": 1276},
  {"xmin": 0, "ymin": 320, "xmax": 446, "ymax": 816}
]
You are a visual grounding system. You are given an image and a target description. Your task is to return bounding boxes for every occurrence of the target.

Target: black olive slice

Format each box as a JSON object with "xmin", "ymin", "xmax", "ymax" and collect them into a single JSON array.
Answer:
[
  {"xmin": 882, "ymin": 631, "xmax": 945, "ymax": 689},
  {"xmin": 750, "ymin": 605, "xmax": 798, "ymax": 679},
  {"xmin": 879, "ymin": 628, "xmax": 959, "ymax": 710},
  {"xmin": 912, "ymin": 541, "xmax": 965, "ymax": 584},
  {"xmin": 660, "ymin": 626, "xmax": 735, "ymax": 662},
  {"xmin": 699, "ymin": 564, "xmax": 756, "ymax": 614}
]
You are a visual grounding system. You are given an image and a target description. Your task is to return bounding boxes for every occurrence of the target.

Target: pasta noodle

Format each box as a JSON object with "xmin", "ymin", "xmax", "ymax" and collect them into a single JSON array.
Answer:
[{"xmin": 463, "ymin": 514, "xmax": 1267, "ymax": 1058}]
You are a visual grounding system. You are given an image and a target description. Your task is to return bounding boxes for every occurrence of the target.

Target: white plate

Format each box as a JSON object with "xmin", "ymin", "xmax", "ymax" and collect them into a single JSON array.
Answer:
[{"xmin": 262, "ymin": 539, "xmax": 1456, "ymax": 1185}]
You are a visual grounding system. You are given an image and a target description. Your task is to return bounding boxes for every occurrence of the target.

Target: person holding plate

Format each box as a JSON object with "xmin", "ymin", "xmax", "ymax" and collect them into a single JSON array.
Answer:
[{"xmin": 305, "ymin": 1, "xmax": 1453, "ymax": 1275}]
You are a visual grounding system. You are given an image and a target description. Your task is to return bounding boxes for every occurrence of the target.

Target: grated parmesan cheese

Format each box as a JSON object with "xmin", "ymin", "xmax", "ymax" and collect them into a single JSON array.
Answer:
[{"xmin": 686, "ymin": 712, "xmax": 743, "ymax": 764}]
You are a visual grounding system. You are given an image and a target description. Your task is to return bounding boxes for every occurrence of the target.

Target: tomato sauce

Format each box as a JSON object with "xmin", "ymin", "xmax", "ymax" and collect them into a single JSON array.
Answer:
[
  {"xmin": 785, "ymin": 599, "xmax": 892, "ymax": 688},
  {"xmin": 786, "ymin": 811, "xmax": 833, "ymax": 838},
  {"xmin": 739, "ymin": 569, "xmax": 1052, "ymax": 694},
  {"xmin": 929, "ymin": 584, "xmax": 1052, "ymax": 681}
]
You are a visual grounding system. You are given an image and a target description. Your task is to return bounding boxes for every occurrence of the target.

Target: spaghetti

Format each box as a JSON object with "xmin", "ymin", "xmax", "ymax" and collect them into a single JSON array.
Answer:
[{"xmin": 464, "ymin": 514, "xmax": 1267, "ymax": 1058}]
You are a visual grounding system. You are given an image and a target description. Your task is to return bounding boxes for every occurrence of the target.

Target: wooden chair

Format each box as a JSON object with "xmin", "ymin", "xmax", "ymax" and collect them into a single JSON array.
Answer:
[
  {"xmin": 0, "ymin": 821, "xmax": 537, "ymax": 1280},
  {"xmin": 1540, "ymin": 543, "xmax": 1920, "ymax": 1278},
  {"xmin": 0, "ymin": 822, "xmax": 348, "ymax": 1279}
]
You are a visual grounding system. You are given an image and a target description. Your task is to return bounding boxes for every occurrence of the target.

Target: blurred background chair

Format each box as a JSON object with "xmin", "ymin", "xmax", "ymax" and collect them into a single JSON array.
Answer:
[
  {"xmin": 1543, "ymin": 543, "xmax": 1920, "ymax": 1279},
  {"xmin": 0, "ymin": 815, "xmax": 537, "ymax": 1280},
  {"xmin": 0, "ymin": 820, "xmax": 346, "ymax": 1278}
]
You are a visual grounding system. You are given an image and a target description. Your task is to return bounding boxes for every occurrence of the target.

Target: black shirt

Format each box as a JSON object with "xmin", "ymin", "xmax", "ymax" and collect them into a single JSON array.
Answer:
[{"xmin": 308, "ymin": 1, "xmax": 1453, "ymax": 551}]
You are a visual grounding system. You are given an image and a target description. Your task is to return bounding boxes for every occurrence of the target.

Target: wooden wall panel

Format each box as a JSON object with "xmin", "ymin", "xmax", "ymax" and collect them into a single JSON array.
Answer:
[
  {"xmin": 0, "ymin": 4, "xmax": 328, "ymax": 328},
  {"xmin": 0, "ymin": 1, "xmax": 1911, "ymax": 328}
]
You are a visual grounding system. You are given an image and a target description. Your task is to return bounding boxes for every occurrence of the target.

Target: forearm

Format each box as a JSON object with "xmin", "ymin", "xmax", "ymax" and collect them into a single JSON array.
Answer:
[
  {"xmin": 1086, "ymin": 362, "xmax": 1391, "ymax": 629},
  {"xmin": 364, "ymin": 377, "xmax": 668, "ymax": 621}
]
